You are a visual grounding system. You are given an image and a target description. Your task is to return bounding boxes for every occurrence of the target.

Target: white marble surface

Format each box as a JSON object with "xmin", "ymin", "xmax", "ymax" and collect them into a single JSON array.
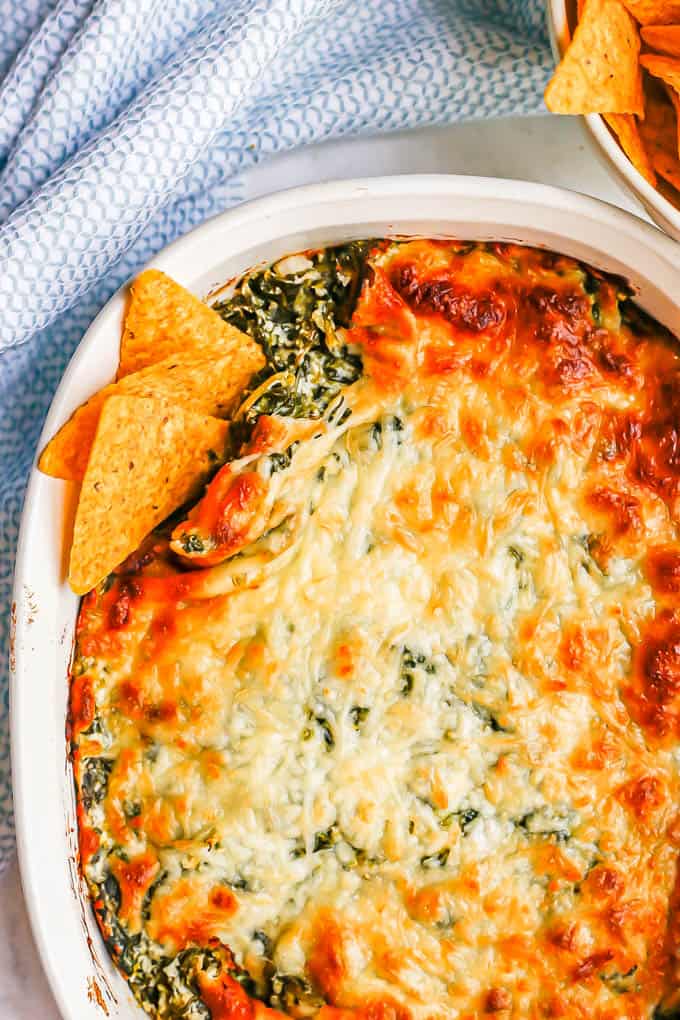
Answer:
[
  {"xmin": 1, "ymin": 113, "xmax": 648, "ymax": 1019},
  {"xmin": 242, "ymin": 115, "xmax": 641, "ymax": 214}
]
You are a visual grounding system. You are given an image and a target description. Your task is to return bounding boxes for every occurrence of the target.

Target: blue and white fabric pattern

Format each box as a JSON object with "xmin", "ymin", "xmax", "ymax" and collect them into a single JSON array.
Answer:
[{"xmin": 0, "ymin": 0, "xmax": 552, "ymax": 871}]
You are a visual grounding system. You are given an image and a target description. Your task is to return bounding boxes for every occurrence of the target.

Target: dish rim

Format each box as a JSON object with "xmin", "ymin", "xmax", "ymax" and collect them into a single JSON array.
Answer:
[{"xmin": 10, "ymin": 173, "xmax": 680, "ymax": 1020}]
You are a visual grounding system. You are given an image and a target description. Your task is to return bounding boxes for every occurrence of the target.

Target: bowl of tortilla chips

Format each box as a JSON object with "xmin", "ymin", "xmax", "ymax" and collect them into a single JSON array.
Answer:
[{"xmin": 546, "ymin": 0, "xmax": 680, "ymax": 240}]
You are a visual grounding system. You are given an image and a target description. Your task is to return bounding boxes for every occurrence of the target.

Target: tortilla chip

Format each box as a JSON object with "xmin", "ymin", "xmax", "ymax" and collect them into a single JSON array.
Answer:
[
  {"xmin": 545, "ymin": 0, "xmax": 644, "ymax": 115},
  {"xmin": 638, "ymin": 86, "xmax": 680, "ymax": 183},
  {"xmin": 69, "ymin": 396, "xmax": 230, "ymax": 595},
  {"xmin": 39, "ymin": 340, "xmax": 264, "ymax": 482},
  {"xmin": 650, "ymin": 145, "xmax": 680, "ymax": 183},
  {"xmin": 578, "ymin": 0, "xmax": 587, "ymax": 18},
  {"xmin": 604, "ymin": 113, "xmax": 658, "ymax": 182},
  {"xmin": 657, "ymin": 169, "xmax": 680, "ymax": 204},
  {"xmin": 641, "ymin": 52, "xmax": 680, "ymax": 94},
  {"xmin": 119, "ymin": 269, "xmax": 257, "ymax": 377},
  {"xmin": 641, "ymin": 86, "xmax": 678, "ymax": 150},
  {"xmin": 642, "ymin": 23, "xmax": 680, "ymax": 54},
  {"xmin": 665, "ymin": 81, "xmax": 680, "ymax": 149},
  {"xmin": 622, "ymin": 1, "xmax": 680, "ymax": 23}
]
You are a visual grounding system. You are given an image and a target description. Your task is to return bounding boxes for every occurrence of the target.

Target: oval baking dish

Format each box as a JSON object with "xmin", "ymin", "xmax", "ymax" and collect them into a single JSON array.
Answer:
[{"xmin": 10, "ymin": 175, "xmax": 680, "ymax": 1020}]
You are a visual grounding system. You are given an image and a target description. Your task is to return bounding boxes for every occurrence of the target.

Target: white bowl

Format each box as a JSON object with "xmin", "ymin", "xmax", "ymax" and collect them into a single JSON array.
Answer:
[
  {"xmin": 547, "ymin": 0, "xmax": 680, "ymax": 241},
  {"xmin": 10, "ymin": 175, "xmax": 680, "ymax": 1020}
]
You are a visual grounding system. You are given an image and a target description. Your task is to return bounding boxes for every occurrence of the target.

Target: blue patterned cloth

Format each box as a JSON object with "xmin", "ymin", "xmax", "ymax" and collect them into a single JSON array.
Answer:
[{"xmin": 0, "ymin": 0, "xmax": 551, "ymax": 871}]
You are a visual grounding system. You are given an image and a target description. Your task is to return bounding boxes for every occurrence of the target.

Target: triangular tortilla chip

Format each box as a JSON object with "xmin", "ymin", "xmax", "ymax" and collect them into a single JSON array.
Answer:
[
  {"xmin": 664, "ymin": 80, "xmax": 680, "ymax": 150},
  {"xmin": 69, "ymin": 396, "xmax": 230, "ymax": 595},
  {"xmin": 605, "ymin": 113, "xmax": 658, "ymax": 183},
  {"xmin": 40, "ymin": 337, "xmax": 264, "ymax": 482},
  {"xmin": 650, "ymin": 140, "xmax": 680, "ymax": 184},
  {"xmin": 639, "ymin": 86, "xmax": 680, "ymax": 185},
  {"xmin": 641, "ymin": 52, "xmax": 680, "ymax": 92},
  {"xmin": 642, "ymin": 24, "xmax": 680, "ymax": 54},
  {"xmin": 640, "ymin": 87, "xmax": 678, "ymax": 150},
  {"xmin": 545, "ymin": 0, "xmax": 644, "ymax": 115},
  {"xmin": 646, "ymin": 79, "xmax": 679, "ymax": 133},
  {"xmin": 622, "ymin": 0, "xmax": 680, "ymax": 23},
  {"xmin": 657, "ymin": 170, "xmax": 680, "ymax": 204},
  {"xmin": 119, "ymin": 269, "xmax": 255, "ymax": 377}
]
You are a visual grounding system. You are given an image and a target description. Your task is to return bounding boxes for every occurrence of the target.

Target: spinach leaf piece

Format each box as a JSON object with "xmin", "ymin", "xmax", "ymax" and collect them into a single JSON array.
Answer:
[{"xmin": 214, "ymin": 242, "xmax": 373, "ymax": 426}]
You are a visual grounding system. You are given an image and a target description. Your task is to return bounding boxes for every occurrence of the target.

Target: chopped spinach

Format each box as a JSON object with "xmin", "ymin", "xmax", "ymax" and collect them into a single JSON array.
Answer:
[
  {"xmin": 334, "ymin": 840, "xmax": 368, "ymax": 870},
  {"xmin": 470, "ymin": 701, "xmax": 506, "ymax": 732},
  {"xmin": 141, "ymin": 870, "xmax": 168, "ymax": 923},
  {"xmin": 384, "ymin": 414, "xmax": 404, "ymax": 443},
  {"xmin": 601, "ymin": 966, "xmax": 638, "ymax": 994},
  {"xmin": 79, "ymin": 715, "xmax": 104, "ymax": 738},
  {"xmin": 517, "ymin": 808, "xmax": 573, "ymax": 843},
  {"xmin": 252, "ymin": 930, "xmax": 272, "ymax": 956},
  {"xmin": 214, "ymin": 242, "xmax": 372, "ymax": 427},
  {"xmin": 315, "ymin": 716, "xmax": 334, "ymax": 749},
  {"xmin": 303, "ymin": 706, "xmax": 335, "ymax": 750},
  {"xmin": 232, "ymin": 969, "xmax": 258, "ymax": 997},
  {"xmin": 269, "ymin": 974, "xmax": 325, "ymax": 1017},
  {"xmin": 456, "ymin": 808, "xmax": 479, "ymax": 834},
  {"xmin": 144, "ymin": 742, "xmax": 160, "ymax": 763},
  {"xmin": 421, "ymin": 848, "xmax": 450, "ymax": 869},
  {"xmin": 229, "ymin": 874, "xmax": 250, "ymax": 891},
  {"xmin": 400, "ymin": 647, "xmax": 436, "ymax": 696},
  {"xmin": 441, "ymin": 808, "xmax": 479, "ymax": 834},
  {"xmin": 312, "ymin": 826, "xmax": 337, "ymax": 852},
  {"xmin": 130, "ymin": 946, "xmax": 220, "ymax": 1018},
  {"xmin": 80, "ymin": 756, "xmax": 113, "ymax": 810},
  {"xmin": 591, "ymin": 300, "xmax": 601, "ymax": 326},
  {"xmin": 583, "ymin": 269, "xmax": 601, "ymax": 295},
  {"xmin": 369, "ymin": 421, "xmax": 383, "ymax": 449},
  {"xmin": 508, "ymin": 546, "xmax": 524, "ymax": 566},
  {"xmin": 349, "ymin": 705, "xmax": 370, "ymax": 729},
  {"xmin": 101, "ymin": 869, "xmax": 122, "ymax": 914},
  {"xmin": 94, "ymin": 875, "xmax": 248, "ymax": 1017},
  {"xmin": 654, "ymin": 1004, "xmax": 680, "ymax": 1019},
  {"xmin": 264, "ymin": 442, "xmax": 300, "ymax": 477},
  {"xmin": 180, "ymin": 533, "xmax": 205, "ymax": 554}
]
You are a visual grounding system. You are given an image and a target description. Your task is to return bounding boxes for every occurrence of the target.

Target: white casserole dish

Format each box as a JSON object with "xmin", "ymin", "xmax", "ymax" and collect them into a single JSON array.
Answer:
[
  {"xmin": 546, "ymin": 0, "xmax": 680, "ymax": 242},
  {"xmin": 10, "ymin": 175, "xmax": 680, "ymax": 1020}
]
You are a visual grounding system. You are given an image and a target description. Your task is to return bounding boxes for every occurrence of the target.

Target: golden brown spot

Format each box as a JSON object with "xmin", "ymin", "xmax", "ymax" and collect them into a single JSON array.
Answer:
[
  {"xmin": 308, "ymin": 915, "xmax": 347, "ymax": 1002},
  {"xmin": 110, "ymin": 850, "xmax": 160, "ymax": 934},
  {"xmin": 587, "ymin": 486, "xmax": 642, "ymax": 536},
  {"xmin": 197, "ymin": 970, "xmax": 254, "ymax": 1020},
  {"xmin": 618, "ymin": 774, "xmax": 666, "ymax": 823},
  {"xmin": 572, "ymin": 949, "xmax": 614, "ymax": 982},
  {"xmin": 625, "ymin": 612, "xmax": 680, "ymax": 743},
  {"xmin": 647, "ymin": 547, "xmax": 680, "ymax": 595},
  {"xmin": 484, "ymin": 988, "xmax": 512, "ymax": 1012}
]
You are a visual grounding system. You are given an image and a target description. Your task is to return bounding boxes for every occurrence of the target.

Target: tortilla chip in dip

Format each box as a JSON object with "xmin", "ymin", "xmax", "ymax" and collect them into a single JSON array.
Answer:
[
  {"xmin": 40, "ymin": 336, "xmax": 263, "ymax": 482},
  {"xmin": 119, "ymin": 269, "xmax": 257, "ymax": 377},
  {"xmin": 68, "ymin": 396, "xmax": 230, "ymax": 594}
]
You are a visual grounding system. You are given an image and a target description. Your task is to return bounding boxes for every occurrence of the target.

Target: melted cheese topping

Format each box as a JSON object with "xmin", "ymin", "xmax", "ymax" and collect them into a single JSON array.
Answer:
[{"xmin": 72, "ymin": 241, "xmax": 680, "ymax": 1020}]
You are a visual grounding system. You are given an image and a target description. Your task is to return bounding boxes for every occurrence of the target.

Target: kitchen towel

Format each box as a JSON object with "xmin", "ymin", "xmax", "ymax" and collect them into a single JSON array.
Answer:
[{"xmin": 0, "ymin": 0, "xmax": 552, "ymax": 870}]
